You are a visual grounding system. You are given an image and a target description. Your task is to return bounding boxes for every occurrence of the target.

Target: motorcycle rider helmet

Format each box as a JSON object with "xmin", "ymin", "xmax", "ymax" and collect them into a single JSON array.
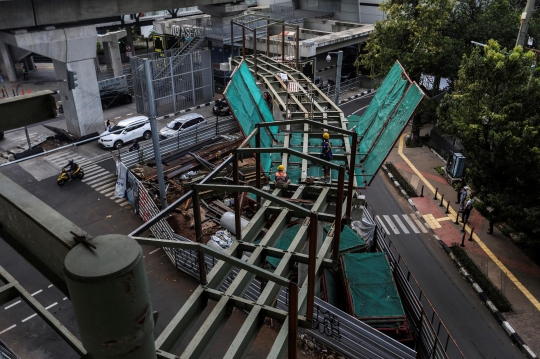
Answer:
[{"xmin": 68, "ymin": 159, "xmax": 73, "ymax": 164}]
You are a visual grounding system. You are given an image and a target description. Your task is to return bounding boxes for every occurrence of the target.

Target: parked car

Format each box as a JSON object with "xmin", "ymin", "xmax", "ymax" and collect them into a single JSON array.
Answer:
[
  {"xmin": 98, "ymin": 116, "xmax": 151, "ymax": 149},
  {"xmin": 159, "ymin": 113, "xmax": 207, "ymax": 139},
  {"xmin": 100, "ymin": 91, "xmax": 133, "ymax": 109}
]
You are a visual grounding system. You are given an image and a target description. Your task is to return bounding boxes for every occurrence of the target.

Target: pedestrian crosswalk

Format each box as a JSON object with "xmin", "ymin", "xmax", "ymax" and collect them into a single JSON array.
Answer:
[
  {"xmin": 44, "ymin": 151, "xmax": 129, "ymax": 207},
  {"xmin": 375, "ymin": 213, "xmax": 429, "ymax": 235}
]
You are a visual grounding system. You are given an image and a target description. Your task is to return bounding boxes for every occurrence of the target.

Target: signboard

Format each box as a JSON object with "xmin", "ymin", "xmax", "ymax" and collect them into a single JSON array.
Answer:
[
  {"xmin": 171, "ymin": 25, "xmax": 203, "ymax": 39},
  {"xmin": 98, "ymin": 76, "xmax": 128, "ymax": 93}
]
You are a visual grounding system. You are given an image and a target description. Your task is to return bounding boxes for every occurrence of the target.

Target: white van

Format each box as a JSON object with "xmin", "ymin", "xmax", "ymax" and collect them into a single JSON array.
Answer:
[{"xmin": 98, "ymin": 116, "xmax": 151, "ymax": 149}]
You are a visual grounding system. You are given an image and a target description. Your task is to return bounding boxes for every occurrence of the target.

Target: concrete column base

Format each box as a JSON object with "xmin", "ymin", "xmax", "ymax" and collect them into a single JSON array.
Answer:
[
  {"xmin": 0, "ymin": 40, "xmax": 17, "ymax": 81},
  {"xmin": 54, "ymin": 59, "xmax": 104, "ymax": 137}
]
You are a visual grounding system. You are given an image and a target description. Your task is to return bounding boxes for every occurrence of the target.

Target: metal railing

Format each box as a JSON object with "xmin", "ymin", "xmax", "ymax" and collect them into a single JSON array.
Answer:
[
  {"xmin": 121, "ymin": 117, "xmax": 238, "ymax": 169},
  {"xmin": 320, "ymin": 77, "xmax": 362, "ymax": 98},
  {"xmin": 0, "ymin": 338, "xmax": 21, "ymax": 359}
]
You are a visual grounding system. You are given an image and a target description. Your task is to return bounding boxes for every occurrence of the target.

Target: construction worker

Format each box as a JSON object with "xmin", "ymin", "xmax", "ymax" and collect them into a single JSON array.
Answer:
[
  {"xmin": 320, "ymin": 132, "xmax": 333, "ymax": 182},
  {"xmin": 275, "ymin": 164, "xmax": 290, "ymax": 188}
]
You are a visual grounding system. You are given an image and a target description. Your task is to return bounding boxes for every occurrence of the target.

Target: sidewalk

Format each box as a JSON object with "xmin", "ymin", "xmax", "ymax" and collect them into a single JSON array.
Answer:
[
  {"xmin": 1, "ymin": 63, "xmax": 59, "ymax": 97},
  {"xmin": 386, "ymin": 124, "xmax": 540, "ymax": 357}
]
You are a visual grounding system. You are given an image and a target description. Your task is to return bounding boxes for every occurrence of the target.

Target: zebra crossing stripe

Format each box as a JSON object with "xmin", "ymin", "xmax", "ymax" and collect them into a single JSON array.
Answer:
[
  {"xmin": 375, "ymin": 215, "xmax": 391, "ymax": 235},
  {"xmin": 393, "ymin": 215, "xmax": 410, "ymax": 234},
  {"xmin": 81, "ymin": 170, "xmax": 110, "ymax": 181},
  {"xmin": 402, "ymin": 214, "xmax": 420, "ymax": 233},
  {"xmin": 411, "ymin": 215, "xmax": 428, "ymax": 233},
  {"xmin": 94, "ymin": 181, "xmax": 116, "ymax": 192},
  {"xmin": 85, "ymin": 175, "xmax": 116, "ymax": 187},
  {"xmin": 383, "ymin": 215, "xmax": 400, "ymax": 234}
]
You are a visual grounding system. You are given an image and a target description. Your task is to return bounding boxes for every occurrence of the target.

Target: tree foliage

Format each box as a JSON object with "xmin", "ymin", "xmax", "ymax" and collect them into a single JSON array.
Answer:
[{"xmin": 437, "ymin": 41, "xmax": 540, "ymax": 233}]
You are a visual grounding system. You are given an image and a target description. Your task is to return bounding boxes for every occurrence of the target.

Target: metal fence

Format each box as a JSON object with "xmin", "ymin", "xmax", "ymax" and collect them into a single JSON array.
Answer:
[
  {"xmin": 121, "ymin": 117, "xmax": 238, "ymax": 169},
  {"xmin": 320, "ymin": 77, "xmax": 362, "ymax": 98},
  {"xmin": 131, "ymin": 49, "xmax": 214, "ymax": 117},
  {"xmin": 363, "ymin": 204, "xmax": 465, "ymax": 359}
]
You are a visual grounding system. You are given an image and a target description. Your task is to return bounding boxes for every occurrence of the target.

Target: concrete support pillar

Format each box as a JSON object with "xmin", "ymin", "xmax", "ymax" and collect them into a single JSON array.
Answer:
[
  {"xmin": 103, "ymin": 42, "xmax": 112, "ymax": 68},
  {"xmin": 64, "ymin": 235, "xmax": 156, "ymax": 359},
  {"xmin": 107, "ymin": 40, "xmax": 123, "ymax": 77},
  {"xmin": 53, "ymin": 59, "xmax": 104, "ymax": 136},
  {"xmin": 0, "ymin": 25, "xmax": 105, "ymax": 136},
  {"xmin": 0, "ymin": 40, "xmax": 17, "ymax": 81},
  {"xmin": 126, "ymin": 25, "xmax": 135, "ymax": 56}
]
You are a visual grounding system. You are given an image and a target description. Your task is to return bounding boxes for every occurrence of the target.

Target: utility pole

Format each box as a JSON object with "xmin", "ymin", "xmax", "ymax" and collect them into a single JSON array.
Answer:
[
  {"xmin": 144, "ymin": 59, "xmax": 168, "ymax": 209},
  {"xmin": 516, "ymin": 0, "xmax": 535, "ymax": 47}
]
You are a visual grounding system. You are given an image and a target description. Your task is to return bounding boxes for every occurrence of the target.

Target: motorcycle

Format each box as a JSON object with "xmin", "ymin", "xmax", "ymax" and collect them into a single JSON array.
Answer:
[
  {"xmin": 213, "ymin": 98, "xmax": 230, "ymax": 116},
  {"xmin": 57, "ymin": 166, "xmax": 84, "ymax": 186}
]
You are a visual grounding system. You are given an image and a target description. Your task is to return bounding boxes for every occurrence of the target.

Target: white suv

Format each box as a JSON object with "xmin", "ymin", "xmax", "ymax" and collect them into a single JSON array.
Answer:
[
  {"xmin": 99, "ymin": 116, "xmax": 151, "ymax": 149},
  {"xmin": 159, "ymin": 113, "xmax": 207, "ymax": 139}
]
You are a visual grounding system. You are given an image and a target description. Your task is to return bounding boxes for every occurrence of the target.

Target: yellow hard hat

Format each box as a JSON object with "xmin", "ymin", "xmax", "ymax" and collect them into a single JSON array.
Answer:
[
  {"xmin": 277, "ymin": 164, "xmax": 285, "ymax": 171},
  {"xmin": 323, "ymin": 132, "xmax": 330, "ymax": 139}
]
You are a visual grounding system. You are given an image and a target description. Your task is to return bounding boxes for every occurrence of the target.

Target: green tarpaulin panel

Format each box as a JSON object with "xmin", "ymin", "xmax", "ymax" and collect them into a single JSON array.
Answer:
[
  {"xmin": 323, "ymin": 225, "xmax": 366, "ymax": 252},
  {"xmin": 341, "ymin": 253, "xmax": 405, "ymax": 320},
  {"xmin": 224, "ymin": 62, "xmax": 275, "ymax": 174},
  {"xmin": 267, "ymin": 225, "xmax": 301, "ymax": 268},
  {"xmin": 323, "ymin": 268, "xmax": 339, "ymax": 307},
  {"xmin": 352, "ymin": 61, "xmax": 425, "ymax": 187}
]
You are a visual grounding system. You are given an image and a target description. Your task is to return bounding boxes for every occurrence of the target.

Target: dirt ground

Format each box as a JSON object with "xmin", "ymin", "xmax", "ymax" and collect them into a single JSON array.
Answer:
[{"xmin": 40, "ymin": 138, "xmax": 70, "ymax": 151}]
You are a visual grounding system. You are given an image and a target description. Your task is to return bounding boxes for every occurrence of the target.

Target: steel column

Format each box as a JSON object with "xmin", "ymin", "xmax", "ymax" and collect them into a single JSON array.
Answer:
[
  {"xmin": 144, "ymin": 59, "xmax": 168, "ymax": 210},
  {"xmin": 296, "ymin": 25, "xmax": 300, "ymax": 71},
  {"xmin": 255, "ymin": 127, "xmax": 261, "ymax": 209},
  {"xmin": 306, "ymin": 212, "xmax": 317, "ymax": 322},
  {"xmin": 242, "ymin": 26, "xmax": 246, "ymax": 59},
  {"xmin": 346, "ymin": 131, "xmax": 358, "ymax": 219},
  {"xmin": 281, "ymin": 24, "xmax": 285, "ymax": 62},
  {"xmin": 266, "ymin": 19, "xmax": 270, "ymax": 57},
  {"xmin": 288, "ymin": 281, "xmax": 298, "ymax": 359},
  {"xmin": 252, "ymin": 28, "xmax": 258, "ymax": 76},
  {"xmin": 230, "ymin": 21, "xmax": 234, "ymax": 63},
  {"xmin": 333, "ymin": 166, "xmax": 345, "ymax": 262},
  {"xmin": 169, "ymin": 54, "xmax": 176, "ymax": 113},
  {"xmin": 233, "ymin": 153, "xmax": 242, "ymax": 240},
  {"xmin": 192, "ymin": 188, "xmax": 207, "ymax": 284}
]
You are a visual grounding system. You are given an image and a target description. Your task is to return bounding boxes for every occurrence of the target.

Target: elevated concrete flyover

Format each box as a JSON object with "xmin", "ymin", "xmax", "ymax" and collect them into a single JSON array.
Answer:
[{"xmin": 0, "ymin": 0, "xmax": 233, "ymax": 31}]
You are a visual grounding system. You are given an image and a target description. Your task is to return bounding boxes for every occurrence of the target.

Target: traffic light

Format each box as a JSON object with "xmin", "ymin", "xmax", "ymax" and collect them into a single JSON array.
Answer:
[{"xmin": 67, "ymin": 70, "xmax": 78, "ymax": 90}]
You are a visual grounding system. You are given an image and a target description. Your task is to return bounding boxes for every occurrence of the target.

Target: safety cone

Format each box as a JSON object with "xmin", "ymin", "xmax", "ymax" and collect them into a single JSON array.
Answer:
[
  {"xmin": 22, "ymin": 90, "xmax": 25, "ymax": 95},
  {"xmin": 28, "ymin": 89, "xmax": 31, "ymax": 94}
]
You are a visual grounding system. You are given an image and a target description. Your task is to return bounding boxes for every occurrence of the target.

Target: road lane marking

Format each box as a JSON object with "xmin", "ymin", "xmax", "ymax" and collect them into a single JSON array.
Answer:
[
  {"xmin": 383, "ymin": 215, "xmax": 400, "ymax": 234},
  {"xmin": 375, "ymin": 215, "xmax": 390, "ymax": 235},
  {"xmin": 4, "ymin": 301, "xmax": 21, "ymax": 310},
  {"xmin": 22, "ymin": 314, "xmax": 37, "ymax": 322},
  {"xmin": 398, "ymin": 133, "xmax": 540, "ymax": 312},
  {"xmin": 149, "ymin": 248, "xmax": 161, "ymax": 255},
  {"xmin": 47, "ymin": 284, "xmax": 53, "ymax": 288},
  {"xmin": 0, "ymin": 325, "xmax": 16, "ymax": 334},
  {"xmin": 402, "ymin": 214, "xmax": 420, "ymax": 233},
  {"xmin": 63, "ymin": 297, "xmax": 68, "ymax": 301},
  {"xmin": 45, "ymin": 302, "xmax": 58, "ymax": 310},
  {"xmin": 393, "ymin": 215, "xmax": 410, "ymax": 234},
  {"xmin": 31, "ymin": 290, "xmax": 42, "ymax": 296}
]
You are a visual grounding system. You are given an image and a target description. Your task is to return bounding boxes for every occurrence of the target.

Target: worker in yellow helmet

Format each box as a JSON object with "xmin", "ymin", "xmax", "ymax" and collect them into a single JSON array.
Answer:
[
  {"xmin": 275, "ymin": 164, "xmax": 290, "ymax": 188},
  {"xmin": 320, "ymin": 132, "xmax": 333, "ymax": 182}
]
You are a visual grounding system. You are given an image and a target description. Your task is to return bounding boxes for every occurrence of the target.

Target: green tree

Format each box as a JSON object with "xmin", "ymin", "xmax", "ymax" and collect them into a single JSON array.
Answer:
[{"xmin": 437, "ymin": 40, "xmax": 540, "ymax": 233}]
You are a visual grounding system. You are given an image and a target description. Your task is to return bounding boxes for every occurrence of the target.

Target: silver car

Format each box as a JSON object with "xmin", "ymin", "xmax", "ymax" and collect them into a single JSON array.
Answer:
[{"xmin": 159, "ymin": 113, "xmax": 207, "ymax": 139}]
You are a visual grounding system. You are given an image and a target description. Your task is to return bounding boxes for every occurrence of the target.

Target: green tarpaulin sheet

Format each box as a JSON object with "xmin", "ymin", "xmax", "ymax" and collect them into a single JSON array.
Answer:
[
  {"xmin": 267, "ymin": 225, "xmax": 301, "ymax": 268},
  {"xmin": 323, "ymin": 225, "xmax": 366, "ymax": 252},
  {"xmin": 342, "ymin": 253, "xmax": 405, "ymax": 320}
]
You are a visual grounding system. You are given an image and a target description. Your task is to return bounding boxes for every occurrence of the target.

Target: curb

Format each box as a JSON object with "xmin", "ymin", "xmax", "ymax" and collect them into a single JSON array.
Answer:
[
  {"xmin": 338, "ymin": 89, "xmax": 375, "ymax": 105},
  {"xmin": 380, "ymin": 164, "xmax": 538, "ymax": 359},
  {"xmin": 159, "ymin": 101, "xmax": 215, "ymax": 121}
]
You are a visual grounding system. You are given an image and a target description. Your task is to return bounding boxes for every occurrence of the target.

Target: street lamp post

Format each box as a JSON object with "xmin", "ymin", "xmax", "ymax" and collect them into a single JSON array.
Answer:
[{"xmin": 326, "ymin": 51, "xmax": 343, "ymax": 105}]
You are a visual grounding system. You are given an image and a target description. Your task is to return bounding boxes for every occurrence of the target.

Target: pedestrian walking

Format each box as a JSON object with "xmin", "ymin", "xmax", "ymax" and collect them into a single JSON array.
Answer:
[
  {"xmin": 22, "ymin": 66, "xmax": 28, "ymax": 81},
  {"xmin": 461, "ymin": 196, "xmax": 474, "ymax": 223},
  {"xmin": 105, "ymin": 119, "xmax": 111, "ymax": 132},
  {"xmin": 320, "ymin": 132, "xmax": 333, "ymax": 182},
  {"xmin": 456, "ymin": 183, "xmax": 464, "ymax": 204},
  {"xmin": 459, "ymin": 186, "xmax": 468, "ymax": 211}
]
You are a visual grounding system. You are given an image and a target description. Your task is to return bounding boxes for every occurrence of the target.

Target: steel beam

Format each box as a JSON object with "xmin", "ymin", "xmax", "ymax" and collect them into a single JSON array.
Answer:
[
  {"xmin": 236, "ymin": 242, "xmax": 335, "ymax": 269},
  {"xmin": 306, "ymin": 212, "xmax": 317, "ymax": 322},
  {"xmin": 232, "ymin": 154, "xmax": 243, "ymax": 240},
  {"xmin": 129, "ymin": 155, "xmax": 234, "ymax": 236},
  {"xmin": 255, "ymin": 118, "xmax": 354, "ymax": 135},
  {"xmin": 235, "ymin": 147, "xmax": 341, "ymax": 169},
  {"xmin": 192, "ymin": 189, "xmax": 207, "ymax": 284},
  {"xmin": 333, "ymin": 167, "xmax": 345, "ymax": 262}
]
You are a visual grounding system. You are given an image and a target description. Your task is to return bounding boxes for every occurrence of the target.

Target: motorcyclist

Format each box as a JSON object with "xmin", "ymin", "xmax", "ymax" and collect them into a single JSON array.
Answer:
[{"xmin": 64, "ymin": 159, "xmax": 78, "ymax": 181}]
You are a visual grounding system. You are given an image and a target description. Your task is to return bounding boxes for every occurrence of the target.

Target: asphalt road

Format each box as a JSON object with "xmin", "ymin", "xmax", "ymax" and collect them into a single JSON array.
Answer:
[{"xmin": 341, "ymin": 97, "xmax": 523, "ymax": 358}]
